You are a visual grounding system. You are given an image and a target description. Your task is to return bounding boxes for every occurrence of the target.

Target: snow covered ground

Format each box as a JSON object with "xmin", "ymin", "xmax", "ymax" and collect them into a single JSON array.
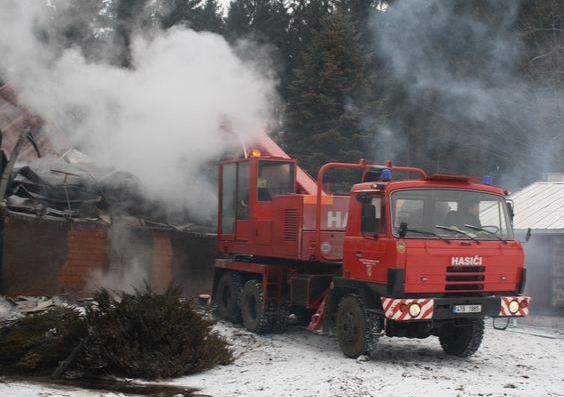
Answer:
[
  {"xmin": 173, "ymin": 321, "xmax": 564, "ymax": 397},
  {"xmin": 2, "ymin": 321, "xmax": 563, "ymax": 397},
  {"xmin": 0, "ymin": 382, "xmax": 127, "ymax": 397}
]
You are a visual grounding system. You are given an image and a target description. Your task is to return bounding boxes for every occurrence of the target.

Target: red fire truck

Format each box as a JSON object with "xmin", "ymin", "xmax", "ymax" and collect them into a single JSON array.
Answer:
[{"xmin": 212, "ymin": 135, "xmax": 530, "ymax": 358}]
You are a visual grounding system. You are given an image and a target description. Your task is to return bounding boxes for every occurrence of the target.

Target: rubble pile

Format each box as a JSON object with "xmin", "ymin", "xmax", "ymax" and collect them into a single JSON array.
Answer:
[
  {"xmin": 3, "ymin": 151, "xmax": 213, "ymax": 232},
  {"xmin": 0, "ymin": 83, "xmax": 214, "ymax": 232}
]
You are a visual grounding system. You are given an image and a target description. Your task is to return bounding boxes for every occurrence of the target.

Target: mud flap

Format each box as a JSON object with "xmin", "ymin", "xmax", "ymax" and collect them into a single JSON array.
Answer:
[
  {"xmin": 493, "ymin": 317, "xmax": 510, "ymax": 330},
  {"xmin": 307, "ymin": 295, "xmax": 326, "ymax": 332}
]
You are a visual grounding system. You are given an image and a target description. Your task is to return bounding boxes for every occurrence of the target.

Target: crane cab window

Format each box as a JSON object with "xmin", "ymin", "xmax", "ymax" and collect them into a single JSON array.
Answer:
[
  {"xmin": 257, "ymin": 160, "xmax": 295, "ymax": 202},
  {"xmin": 221, "ymin": 162, "xmax": 250, "ymax": 234},
  {"xmin": 221, "ymin": 163, "xmax": 236, "ymax": 233},
  {"xmin": 237, "ymin": 162, "xmax": 249, "ymax": 220}
]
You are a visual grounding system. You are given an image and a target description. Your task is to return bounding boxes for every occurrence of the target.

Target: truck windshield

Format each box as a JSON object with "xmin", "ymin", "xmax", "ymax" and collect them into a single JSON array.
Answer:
[{"xmin": 391, "ymin": 189, "xmax": 514, "ymax": 240}]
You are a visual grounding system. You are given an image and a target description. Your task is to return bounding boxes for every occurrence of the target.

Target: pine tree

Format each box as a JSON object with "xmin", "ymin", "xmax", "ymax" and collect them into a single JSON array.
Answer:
[
  {"xmin": 225, "ymin": 0, "xmax": 253, "ymax": 40},
  {"xmin": 112, "ymin": 0, "xmax": 153, "ymax": 67},
  {"xmin": 225, "ymin": 0, "xmax": 290, "ymax": 49},
  {"xmin": 518, "ymin": 0, "xmax": 564, "ymax": 86},
  {"xmin": 285, "ymin": 12, "xmax": 377, "ymax": 175},
  {"xmin": 37, "ymin": 1, "xmax": 109, "ymax": 62},
  {"xmin": 194, "ymin": 0, "xmax": 225, "ymax": 34},
  {"xmin": 159, "ymin": 0, "xmax": 203, "ymax": 30},
  {"xmin": 224, "ymin": 0, "xmax": 292, "ymax": 102},
  {"xmin": 286, "ymin": 0, "xmax": 332, "ymax": 71}
]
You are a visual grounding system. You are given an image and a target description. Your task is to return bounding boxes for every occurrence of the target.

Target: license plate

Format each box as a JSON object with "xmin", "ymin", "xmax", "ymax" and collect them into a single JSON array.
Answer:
[{"xmin": 453, "ymin": 304, "xmax": 482, "ymax": 313}]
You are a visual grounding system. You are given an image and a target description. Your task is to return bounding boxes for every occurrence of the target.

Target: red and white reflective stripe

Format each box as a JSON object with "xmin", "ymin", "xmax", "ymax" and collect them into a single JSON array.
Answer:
[
  {"xmin": 499, "ymin": 296, "xmax": 530, "ymax": 317},
  {"xmin": 380, "ymin": 298, "xmax": 434, "ymax": 321}
]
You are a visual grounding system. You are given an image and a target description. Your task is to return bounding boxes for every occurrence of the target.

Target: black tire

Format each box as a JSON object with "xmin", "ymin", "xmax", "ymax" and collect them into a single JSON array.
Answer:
[
  {"xmin": 215, "ymin": 272, "xmax": 243, "ymax": 323},
  {"xmin": 241, "ymin": 279, "xmax": 272, "ymax": 334},
  {"xmin": 336, "ymin": 294, "xmax": 369, "ymax": 358},
  {"xmin": 270, "ymin": 297, "xmax": 289, "ymax": 333},
  {"xmin": 439, "ymin": 318, "xmax": 484, "ymax": 357}
]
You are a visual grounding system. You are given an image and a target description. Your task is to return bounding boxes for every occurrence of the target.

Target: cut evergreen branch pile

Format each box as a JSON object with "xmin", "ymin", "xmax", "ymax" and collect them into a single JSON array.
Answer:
[
  {"xmin": 0, "ymin": 307, "xmax": 85, "ymax": 374},
  {"xmin": 80, "ymin": 286, "xmax": 233, "ymax": 378},
  {"xmin": 0, "ymin": 287, "xmax": 233, "ymax": 380}
]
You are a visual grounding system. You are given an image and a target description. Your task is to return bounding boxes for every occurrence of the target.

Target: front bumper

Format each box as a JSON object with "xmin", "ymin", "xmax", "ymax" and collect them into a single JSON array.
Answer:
[{"xmin": 381, "ymin": 296, "xmax": 530, "ymax": 321}]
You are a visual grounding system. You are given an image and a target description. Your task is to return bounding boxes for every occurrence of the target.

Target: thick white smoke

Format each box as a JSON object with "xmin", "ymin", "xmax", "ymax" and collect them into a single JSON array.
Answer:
[{"xmin": 0, "ymin": 0, "xmax": 276, "ymax": 223}]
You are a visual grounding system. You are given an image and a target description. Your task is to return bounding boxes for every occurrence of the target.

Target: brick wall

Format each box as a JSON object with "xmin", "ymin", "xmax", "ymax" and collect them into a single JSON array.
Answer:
[
  {"xmin": 150, "ymin": 231, "xmax": 174, "ymax": 293},
  {"xmin": 0, "ymin": 212, "xmax": 217, "ymax": 297},
  {"xmin": 58, "ymin": 224, "xmax": 109, "ymax": 291},
  {"xmin": 0, "ymin": 213, "xmax": 68, "ymax": 295}
]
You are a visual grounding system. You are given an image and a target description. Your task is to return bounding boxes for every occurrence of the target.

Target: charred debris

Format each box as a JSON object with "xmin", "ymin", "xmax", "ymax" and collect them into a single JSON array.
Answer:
[{"xmin": 0, "ymin": 83, "xmax": 214, "ymax": 233}]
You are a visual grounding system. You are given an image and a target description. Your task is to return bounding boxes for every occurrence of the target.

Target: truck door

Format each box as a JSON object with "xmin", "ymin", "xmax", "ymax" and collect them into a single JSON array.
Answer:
[{"xmin": 344, "ymin": 193, "xmax": 388, "ymax": 283}]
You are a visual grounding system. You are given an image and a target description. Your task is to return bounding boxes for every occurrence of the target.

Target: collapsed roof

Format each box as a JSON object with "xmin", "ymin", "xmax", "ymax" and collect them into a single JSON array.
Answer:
[{"xmin": 0, "ymin": 83, "xmax": 213, "ymax": 232}]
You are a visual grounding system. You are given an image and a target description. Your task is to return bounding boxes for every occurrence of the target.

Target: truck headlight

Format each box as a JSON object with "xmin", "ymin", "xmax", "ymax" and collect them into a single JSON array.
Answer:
[
  {"xmin": 409, "ymin": 303, "xmax": 421, "ymax": 317},
  {"xmin": 508, "ymin": 300, "xmax": 520, "ymax": 314}
]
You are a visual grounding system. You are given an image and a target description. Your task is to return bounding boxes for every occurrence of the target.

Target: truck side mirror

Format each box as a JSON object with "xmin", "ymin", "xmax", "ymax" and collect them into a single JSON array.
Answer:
[
  {"xmin": 518, "ymin": 227, "xmax": 532, "ymax": 243},
  {"xmin": 399, "ymin": 222, "xmax": 408, "ymax": 238},
  {"xmin": 506, "ymin": 200, "xmax": 514, "ymax": 221}
]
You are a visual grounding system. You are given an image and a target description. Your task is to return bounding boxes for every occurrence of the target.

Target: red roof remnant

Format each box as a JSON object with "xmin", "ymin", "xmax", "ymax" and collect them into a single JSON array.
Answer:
[{"xmin": 0, "ymin": 83, "xmax": 68, "ymax": 162}]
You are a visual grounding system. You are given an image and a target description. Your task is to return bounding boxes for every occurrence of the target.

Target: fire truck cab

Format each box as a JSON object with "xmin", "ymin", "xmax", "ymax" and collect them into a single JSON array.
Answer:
[{"xmin": 213, "ymin": 151, "xmax": 530, "ymax": 358}]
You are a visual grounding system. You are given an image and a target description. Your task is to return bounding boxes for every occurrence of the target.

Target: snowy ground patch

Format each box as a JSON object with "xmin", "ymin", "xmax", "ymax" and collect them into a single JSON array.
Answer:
[
  {"xmin": 0, "ymin": 381, "xmax": 127, "ymax": 397},
  {"xmin": 2, "ymin": 321, "xmax": 563, "ymax": 397},
  {"xmin": 171, "ymin": 321, "xmax": 564, "ymax": 397}
]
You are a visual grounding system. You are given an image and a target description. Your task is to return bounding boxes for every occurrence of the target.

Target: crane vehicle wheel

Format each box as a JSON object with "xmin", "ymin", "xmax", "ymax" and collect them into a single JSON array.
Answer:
[
  {"xmin": 241, "ymin": 279, "xmax": 272, "ymax": 334},
  {"xmin": 270, "ymin": 297, "xmax": 289, "ymax": 333},
  {"xmin": 336, "ymin": 294, "xmax": 369, "ymax": 358},
  {"xmin": 439, "ymin": 318, "xmax": 484, "ymax": 357},
  {"xmin": 215, "ymin": 272, "xmax": 243, "ymax": 323}
]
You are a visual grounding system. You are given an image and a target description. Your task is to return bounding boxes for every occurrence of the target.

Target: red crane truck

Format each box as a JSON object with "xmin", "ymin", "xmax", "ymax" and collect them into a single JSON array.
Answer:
[{"xmin": 212, "ymin": 135, "xmax": 530, "ymax": 358}]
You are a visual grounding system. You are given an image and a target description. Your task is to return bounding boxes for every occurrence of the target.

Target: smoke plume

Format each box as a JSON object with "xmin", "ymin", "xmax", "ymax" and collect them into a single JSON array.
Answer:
[
  {"xmin": 0, "ymin": 0, "xmax": 276, "ymax": 223},
  {"xmin": 372, "ymin": 0, "xmax": 564, "ymax": 188}
]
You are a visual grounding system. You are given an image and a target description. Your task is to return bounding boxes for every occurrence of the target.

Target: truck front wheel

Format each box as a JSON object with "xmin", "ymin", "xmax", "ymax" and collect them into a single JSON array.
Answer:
[
  {"xmin": 336, "ymin": 294, "xmax": 369, "ymax": 358},
  {"xmin": 439, "ymin": 318, "xmax": 484, "ymax": 357},
  {"xmin": 241, "ymin": 279, "xmax": 272, "ymax": 334},
  {"xmin": 215, "ymin": 272, "xmax": 243, "ymax": 323}
]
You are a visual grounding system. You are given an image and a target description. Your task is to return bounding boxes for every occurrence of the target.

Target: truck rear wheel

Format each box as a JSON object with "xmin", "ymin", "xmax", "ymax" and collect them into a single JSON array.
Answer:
[
  {"xmin": 439, "ymin": 318, "xmax": 484, "ymax": 357},
  {"xmin": 336, "ymin": 294, "xmax": 369, "ymax": 358},
  {"xmin": 270, "ymin": 297, "xmax": 289, "ymax": 333},
  {"xmin": 215, "ymin": 272, "xmax": 243, "ymax": 323},
  {"xmin": 241, "ymin": 279, "xmax": 272, "ymax": 334}
]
